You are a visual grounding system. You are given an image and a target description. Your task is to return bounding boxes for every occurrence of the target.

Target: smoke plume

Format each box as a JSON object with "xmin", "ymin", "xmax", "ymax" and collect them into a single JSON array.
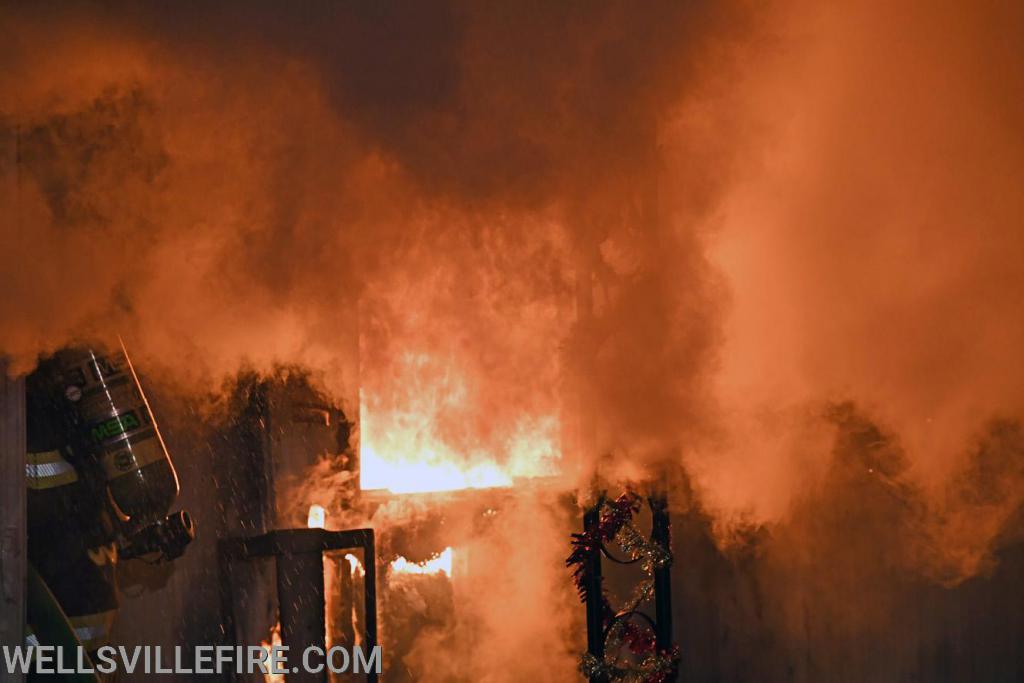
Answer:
[{"xmin": 3, "ymin": 0, "xmax": 1024, "ymax": 678}]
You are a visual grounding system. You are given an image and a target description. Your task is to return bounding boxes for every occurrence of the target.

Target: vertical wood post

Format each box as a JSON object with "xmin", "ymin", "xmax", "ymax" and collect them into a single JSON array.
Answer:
[
  {"xmin": 0, "ymin": 364, "xmax": 27, "ymax": 678},
  {"xmin": 583, "ymin": 504, "xmax": 607, "ymax": 683},
  {"xmin": 650, "ymin": 495, "xmax": 674, "ymax": 653},
  {"xmin": 1, "ymin": 124, "xmax": 27, "ymax": 680}
]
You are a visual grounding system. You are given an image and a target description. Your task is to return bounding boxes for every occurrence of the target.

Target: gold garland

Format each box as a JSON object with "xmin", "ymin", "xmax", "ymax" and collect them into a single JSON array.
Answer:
[{"xmin": 569, "ymin": 494, "xmax": 679, "ymax": 683}]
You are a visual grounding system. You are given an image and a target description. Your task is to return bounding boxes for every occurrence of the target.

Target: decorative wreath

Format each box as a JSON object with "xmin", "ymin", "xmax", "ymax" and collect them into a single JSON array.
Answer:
[{"xmin": 567, "ymin": 492, "xmax": 680, "ymax": 682}]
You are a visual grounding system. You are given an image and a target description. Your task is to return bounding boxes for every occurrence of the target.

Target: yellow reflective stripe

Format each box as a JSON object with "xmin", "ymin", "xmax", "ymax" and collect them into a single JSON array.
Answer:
[
  {"xmin": 68, "ymin": 610, "xmax": 116, "ymax": 651},
  {"xmin": 25, "ymin": 450, "xmax": 78, "ymax": 489},
  {"xmin": 24, "ymin": 608, "xmax": 116, "ymax": 650},
  {"xmin": 28, "ymin": 450, "xmax": 66, "ymax": 465}
]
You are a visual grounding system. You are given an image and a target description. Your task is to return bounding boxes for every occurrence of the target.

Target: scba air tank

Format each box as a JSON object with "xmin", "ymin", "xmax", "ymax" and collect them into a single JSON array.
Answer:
[{"xmin": 48, "ymin": 344, "xmax": 180, "ymax": 527}]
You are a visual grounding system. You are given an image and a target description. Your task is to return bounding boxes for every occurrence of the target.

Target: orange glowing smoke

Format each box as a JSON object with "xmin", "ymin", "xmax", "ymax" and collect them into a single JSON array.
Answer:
[{"xmin": 5, "ymin": 2, "xmax": 1024, "ymax": 679}]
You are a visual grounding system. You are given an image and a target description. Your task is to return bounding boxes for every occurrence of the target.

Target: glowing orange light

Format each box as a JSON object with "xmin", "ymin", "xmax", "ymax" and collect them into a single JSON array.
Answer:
[
  {"xmin": 307, "ymin": 503, "xmax": 326, "ymax": 529},
  {"xmin": 358, "ymin": 351, "xmax": 560, "ymax": 494},
  {"xmin": 343, "ymin": 553, "xmax": 365, "ymax": 577},
  {"xmin": 390, "ymin": 547, "xmax": 454, "ymax": 577},
  {"xmin": 260, "ymin": 623, "xmax": 283, "ymax": 683}
]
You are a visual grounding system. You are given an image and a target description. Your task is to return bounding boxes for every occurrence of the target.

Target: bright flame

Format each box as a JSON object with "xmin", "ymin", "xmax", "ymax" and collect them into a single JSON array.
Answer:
[
  {"xmin": 359, "ymin": 352, "xmax": 560, "ymax": 494},
  {"xmin": 307, "ymin": 503, "xmax": 326, "ymax": 529},
  {"xmin": 390, "ymin": 547, "xmax": 454, "ymax": 577},
  {"xmin": 360, "ymin": 447, "xmax": 513, "ymax": 493},
  {"xmin": 260, "ymin": 623, "xmax": 283, "ymax": 683},
  {"xmin": 344, "ymin": 553, "xmax": 365, "ymax": 577}
]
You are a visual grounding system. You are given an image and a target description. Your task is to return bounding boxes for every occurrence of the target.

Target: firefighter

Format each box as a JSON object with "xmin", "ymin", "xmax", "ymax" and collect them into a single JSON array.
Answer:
[{"xmin": 24, "ymin": 344, "xmax": 193, "ymax": 675}]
